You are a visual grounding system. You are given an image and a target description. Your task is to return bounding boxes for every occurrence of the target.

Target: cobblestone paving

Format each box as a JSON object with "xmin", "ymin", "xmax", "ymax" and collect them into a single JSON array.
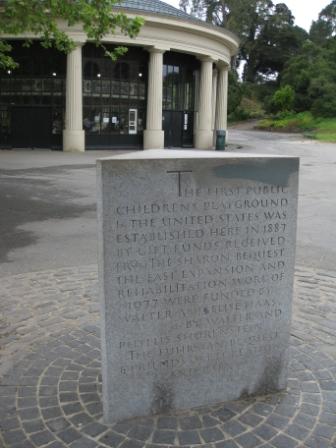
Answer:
[{"xmin": 1, "ymin": 265, "xmax": 336, "ymax": 448}]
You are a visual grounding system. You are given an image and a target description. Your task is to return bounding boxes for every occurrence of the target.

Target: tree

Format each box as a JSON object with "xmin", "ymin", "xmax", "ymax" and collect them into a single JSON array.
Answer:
[
  {"xmin": 239, "ymin": 2, "xmax": 307, "ymax": 82},
  {"xmin": 280, "ymin": 39, "xmax": 336, "ymax": 116},
  {"xmin": 0, "ymin": 0, "xmax": 144, "ymax": 70},
  {"xmin": 229, "ymin": 0, "xmax": 273, "ymax": 79},
  {"xmin": 178, "ymin": 0, "xmax": 306, "ymax": 82},
  {"xmin": 243, "ymin": 4, "xmax": 307, "ymax": 82},
  {"xmin": 179, "ymin": 0, "xmax": 272, "ymax": 44},
  {"xmin": 310, "ymin": 0, "xmax": 336, "ymax": 43},
  {"xmin": 179, "ymin": 0, "xmax": 204, "ymax": 18},
  {"xmin": 178, "ymin": 0, "xmax": 274, "ymax": 76}
]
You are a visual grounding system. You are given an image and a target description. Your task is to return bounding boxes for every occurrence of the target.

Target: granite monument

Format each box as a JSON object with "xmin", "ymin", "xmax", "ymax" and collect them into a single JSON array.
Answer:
[{"xmin": 97, "ymin": 150, "xmax": 299, "ymax": 423}]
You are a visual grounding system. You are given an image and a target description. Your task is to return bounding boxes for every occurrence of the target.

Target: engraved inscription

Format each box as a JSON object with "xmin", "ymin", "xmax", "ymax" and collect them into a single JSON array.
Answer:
[
  {"xmin": 109, "ymin": 181, "xmax": 294, "ymax": 380},
  {"xmin": 166, "ymin": 170, "xmax": 193, "ymax": 197}
]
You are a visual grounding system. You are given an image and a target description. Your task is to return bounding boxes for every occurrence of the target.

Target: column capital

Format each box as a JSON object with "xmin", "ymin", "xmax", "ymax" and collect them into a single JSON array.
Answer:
[
  {"xmin": 197, "ymin": 55, "xmax": 216, "ymax": 64},
  {"xmin": 73, "ymin": 42, "xmax": 85, "ymax": 48},
  {"xmin": 147, "ymin": 46, "xmax": 169, "ymax": 54},
  {"xmin": 216, "ymin": 60, "xmax": 230, "ymax": 70},
  {"xmin": 66, "ymin": 33, "xmax": 86, "ymax": 46}
]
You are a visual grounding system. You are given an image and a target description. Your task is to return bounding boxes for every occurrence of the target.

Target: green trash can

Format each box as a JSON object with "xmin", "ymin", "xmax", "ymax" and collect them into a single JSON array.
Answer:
[{"xmin": 215, "ymin": 130, "xmax": 226, "ymax": 151}]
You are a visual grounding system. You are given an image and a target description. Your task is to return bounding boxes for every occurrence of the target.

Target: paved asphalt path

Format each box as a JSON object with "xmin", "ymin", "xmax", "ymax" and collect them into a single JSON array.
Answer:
[
  {"xmin": 0, "ymin": 130, "xmax": 335, "ymax": 277},
  {"xmin": 1, "ymin": 132, "xmax": 336, "ymax": 448}
]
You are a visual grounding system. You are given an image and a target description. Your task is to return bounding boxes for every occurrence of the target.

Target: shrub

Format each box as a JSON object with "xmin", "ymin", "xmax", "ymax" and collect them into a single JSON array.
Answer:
[
  {"xmin": 311, "ymin": 90, "xmax": 336, "ymax": 117},
  {"xmin": 229, "ymin": 96, "xmax": 265, "ymax": 122},
  {"xmin": 270, "ymin": 85, "xmax": 295, "ymax": 113}
]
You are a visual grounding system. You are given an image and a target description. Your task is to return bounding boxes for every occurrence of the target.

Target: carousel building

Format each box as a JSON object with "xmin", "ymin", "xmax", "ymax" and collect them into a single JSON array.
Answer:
[{"xmin": 0, "ymin": 0, "xmax": 239, "ymax": 151}]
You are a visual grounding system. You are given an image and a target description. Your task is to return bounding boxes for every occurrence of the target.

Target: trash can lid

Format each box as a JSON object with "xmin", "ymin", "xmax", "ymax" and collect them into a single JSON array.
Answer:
[{"xmin": 216, "ymin": 130, "xmax": 226, "ymax": 136}]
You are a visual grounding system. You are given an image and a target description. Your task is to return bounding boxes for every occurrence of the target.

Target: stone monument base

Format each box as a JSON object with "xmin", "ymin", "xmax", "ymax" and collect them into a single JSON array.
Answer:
[{"xmin": 97, "ymin": 150, "xmax": 299, "ymax": 423}]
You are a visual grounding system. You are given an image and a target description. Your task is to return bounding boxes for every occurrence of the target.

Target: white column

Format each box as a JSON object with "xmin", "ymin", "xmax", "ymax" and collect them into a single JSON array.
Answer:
[
  {"xmin": 193, "ymin": 70, "xmax": 200, "ymax": 137},
  {"xmin": 195, "ymin": 56, "xmax": 214, "ymax": 150},
  {"xmin": 214, "ymin": 63, "xmax": 229, "ymax": 136},
  {"xmin": 143, "ymin": 48, "xmax": 165, "ymax": 149},
  {"xmin": 211, "ymin": 68, "xmax": 218, "ymax": 146},
  {"xmin": 63, "ymin": 44, "xmax": 85, "ymax": 152}
]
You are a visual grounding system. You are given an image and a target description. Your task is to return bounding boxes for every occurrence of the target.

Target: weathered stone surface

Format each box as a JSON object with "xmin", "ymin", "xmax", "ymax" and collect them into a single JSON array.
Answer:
[{"xmin": 96, "ymin": 150, "xmax": 299, "ymax": 423}]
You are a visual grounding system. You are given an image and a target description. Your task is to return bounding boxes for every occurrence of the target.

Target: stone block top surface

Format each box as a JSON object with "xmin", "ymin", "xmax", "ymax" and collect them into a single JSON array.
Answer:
[{"xmin": 97, "ymin": 149, "xmax": 299, "ymax": 161}]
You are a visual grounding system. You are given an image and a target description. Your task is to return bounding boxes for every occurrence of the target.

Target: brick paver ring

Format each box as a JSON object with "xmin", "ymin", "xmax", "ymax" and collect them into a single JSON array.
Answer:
[{"xmin": 1, "ymin": 265, "xmax": 336, "ymax": 448}]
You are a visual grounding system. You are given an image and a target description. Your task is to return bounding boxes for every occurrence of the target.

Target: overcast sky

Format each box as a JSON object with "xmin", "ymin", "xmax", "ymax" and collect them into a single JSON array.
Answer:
[{"xmin": 165, "ymin": 0, "xmax": 331, "ymax": 31}]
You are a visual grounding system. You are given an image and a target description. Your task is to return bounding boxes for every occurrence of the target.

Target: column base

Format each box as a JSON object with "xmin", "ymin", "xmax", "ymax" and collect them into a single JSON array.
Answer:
[
  {"xmin": 63, "ymin": 130, "xmax": 85, "ymax": 152},
  {"xmin": 143, "ymin": 129, "xmax": 164, "ymax": 150},
  {"xmin": 195, "ymin": 129, "xmax": 213, "ymax": 150}
]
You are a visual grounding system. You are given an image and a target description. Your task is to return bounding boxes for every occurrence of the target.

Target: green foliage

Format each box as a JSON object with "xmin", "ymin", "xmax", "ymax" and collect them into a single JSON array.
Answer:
[
  {"xmin": 258, "ymin": 112, "xmax": 314, "ymax": 132},
  {"xmin": 227, "ymin": 70, "xmax": 243, "ymax": 114},
  {"xmin": 311, "ymin": 90, "xmax": 336, "ymax": 118},
  {"xmin": 280, "ymin": 38, "xmax": 336, "ymax": 117},
  {"xmin": 270, "ymin": 1, "xmax": 336, "ymax": 119},
  {"xmin": 179, "ymin": 0, "xmax": 307, "ymax": 83},
  {"xmin": 228, "ymin": 80, "xmax": 265, "ymax": 121},
  {"xmin": 0, "ymin": 0, "xmax": 144, "ymax": 69},
  {"xmin": 180, "ymin": 0, "xmax": 336, "ymax": 121},
  {"xmin": 0, "ymin": 40, "xmax": 17, "ymax": 69},
  {"xmin": 310, "ymin": 0, "xmax": 336, "ymax": 43},
  {"xmin": 243, "ymin": 5, "xmax": 307, "ymax": 82},
  {"xmin": 270, "ymin": 85, "xmax": 295, "ymax": 113},
  {"xmin": 229, "ymin": 96, "xmax": 265, "ymax": 121},
  {"xmin": 257, "ymin": 112, "xmax": 336, "ymax": 142},
  {"xmin": 314, "ymin": 118, "xmax": 336, "ymax": 141},
  {"xmin": 228, "ymin": 72, "xmax": 265, "ymax": 121}
]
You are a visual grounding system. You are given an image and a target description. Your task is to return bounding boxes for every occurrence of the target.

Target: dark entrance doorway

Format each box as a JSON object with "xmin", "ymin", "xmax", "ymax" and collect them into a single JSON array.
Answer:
[
  {"xmin": 163, "ymin": 111, "xmax": 193, "ymax": 148},
  {"xmin": 162, "ymin": 52, "xmax": 198, "ymax": 149},
  {"xmin": 11, "ymin": 107, "xmax": 52, "ymax": 148}
]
